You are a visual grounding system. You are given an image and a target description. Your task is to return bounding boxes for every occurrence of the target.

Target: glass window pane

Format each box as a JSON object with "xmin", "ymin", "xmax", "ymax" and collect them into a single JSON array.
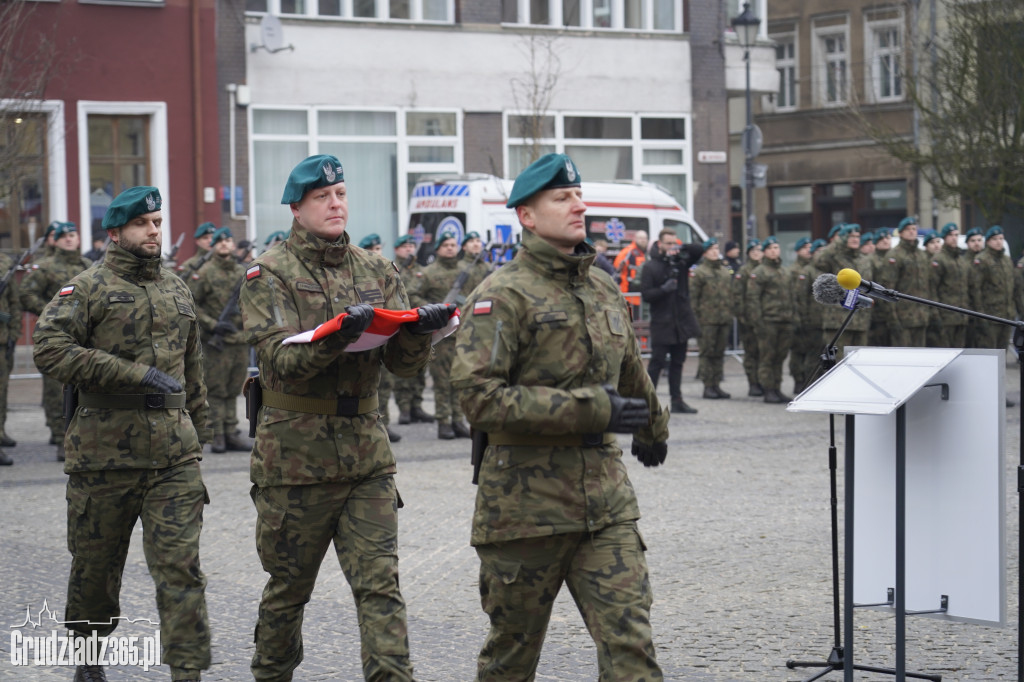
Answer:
[
  {"xmin": 118, "ymin": 118, "xmax": 147, "ymax": 158},
  {"xmin": 653, "ymin": 0, "xmax": 674, "ymax": 30},
  {"xmin": 641, "ymin": 117, "xmax": 685, "ymax": 139},
  {"xmin": 772, "ymin": 186, "xmax": 813, "ymax": 214},
  {"xmin": 530, "ymin": 0, "xmax": 549, "ymax": 24},
  {"xmin": 318, "ymin": 111, "xmax": 396, "ymax": 136},
  {"xmin": 507, "ymin": 115, "xmax": 555, "ymax": 139},
  {"xmin": 245, "ymin": 0, "xmax": 268, "ymax": 11},
  {"xmin": 280, "ymin": 0, "xmax": 304, "ymax": 14},
  {"xmin": 254, "ymin": 140, "xmax": 309, "ymax": 241},
  {"xmin": 563, "ymin": 0, "xmax": 580, "ymax": 26},
  {"xmin": 254, "ymin": 109, "xmax": 308, "ymax": 135},
  {"xmin": 119, "ymin": 162, "xmax": 147, "ymax": 192},
  {"xmin": 390, "ymin": 0, "xmax": 409, "ymax": 19},
  {"xmin": 354, "ymin": 0, "xmax": 376, "ymax": 17},
  {"xmin": 88, "ymin": 117, "xmax": 114, "ymax": 156},
  {"xmin": 406, "ymin": 112, "xmax": 456, "ymax": 136},
  {"xmin": 565, "ymin": 145, "xmax": 632, "ymax": 180},
  {"xmin": 868, "ymin": 181, "xmax": 906, "ymax": 210},
  {"xmin": 502, "ymin": 0, "xmax": 517, "ymax": 22},
  {"xmin": 565, "ymin": 116, "xmax": 631, "ymax": 139},
  {"xmin": 409, "ymin": 145, "xmax": 454, "ymax": 163},
  {"xmin": 593, "ymin": 0, "xmax": 611, "ymax": 27},
  {"xmin": 643, "ymin": 174, "xmax": 687, "ymax": 210},
  {"xmin": 320, "ymin": 141, "xmax": 398, "ymax": 249},
  {"xmin": 624, "ymin": 0, "xmax": 642, "ymax": 29},
  {"xmin": 509, "ymin": 144, "xmax": 556, "ymax": 177},
  {"xmin": 422, "ymin": 0, "xmax": 447, "ymax": 20},
  {"xmin": 642, "ymin": 149, "xmax": 683, "ymax": 165},
  {"xmin": 319, "ymin": 0, "xmax": 341, "ymax": 15}
]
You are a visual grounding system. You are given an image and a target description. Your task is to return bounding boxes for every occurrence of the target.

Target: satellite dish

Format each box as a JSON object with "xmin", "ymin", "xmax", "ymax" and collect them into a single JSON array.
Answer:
[{"xmin": 252, "ymin": 14, "xmax": 294, "ymax": 54}]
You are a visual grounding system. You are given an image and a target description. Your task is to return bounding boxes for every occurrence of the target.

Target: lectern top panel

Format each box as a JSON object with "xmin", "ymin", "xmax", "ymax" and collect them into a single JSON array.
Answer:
[{"xmin": 786, "ymin": 347, "xmax": 962, "ymax": 415}]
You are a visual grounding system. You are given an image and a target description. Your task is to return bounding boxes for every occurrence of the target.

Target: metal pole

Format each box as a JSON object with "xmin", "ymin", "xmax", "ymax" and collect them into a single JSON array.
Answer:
[{"xmin": 744, "ymin": 46, "xmax": 755, "ymax": 248}]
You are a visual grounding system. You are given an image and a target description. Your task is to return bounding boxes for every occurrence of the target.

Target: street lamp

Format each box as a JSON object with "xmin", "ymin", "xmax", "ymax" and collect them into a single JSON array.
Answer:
[{"xmin": 732, "ymin": 1, "xmax": 761, "ymax": 251}]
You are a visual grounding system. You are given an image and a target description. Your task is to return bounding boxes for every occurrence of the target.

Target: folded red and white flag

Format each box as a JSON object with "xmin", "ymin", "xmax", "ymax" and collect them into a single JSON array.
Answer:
[{"xmin": 281, "ymin": 307, "xmax": 460, "ymax": 351}]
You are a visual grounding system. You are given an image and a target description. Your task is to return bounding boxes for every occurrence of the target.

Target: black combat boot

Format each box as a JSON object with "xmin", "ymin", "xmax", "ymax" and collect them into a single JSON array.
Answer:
[
  {"xmin": 410, "ymin": 406, "xmax": 435, "ymax": 422},
  {"xmin": 0, "ymin": 448, "xmax": 12, "ymax": 465},
  {"xmin": 398, "ymin": 410, "xmax": 412, "ymax": 425},
  {"xmin": 748, "ymin": 383, "xmax": 764, "ymax": 397},
  {"xmin": 714, "ymin": 385, "xmax": 731, "ymax": 399},
  {"xmin": 225, "ymin": 431, "xmax": 254, "ymax": 451},
  {"xmin": 671, "ymin": 399, "xmax": 697, "ymax": 414},
  {"xmin": 56, "ymin": 443, "xmax": 65, "ymax": 462},
  {"xmin": 386, "ymin": 426, "xmax": 402, "ymax": 442},
  {"xmin": 0, "ymin": 433, "xmax": 16, "ymax": 447},
  {"xmin": 74, "ymin": 665, "xmax": 107, "ymax": 682},
  {"xmin": 702, "ymin": 386, "xmax": 718, "ymax": 399},
  {"xmin": 437, "ymin": 422, "xmax": 455, "ymax": 440},
  {"xmin": 211, "ymin": 434, "xmax": 226, "ymax": 453},
  {"xmin": 452, "ymin": 420, "xmax": 472, "ymax": 438}
]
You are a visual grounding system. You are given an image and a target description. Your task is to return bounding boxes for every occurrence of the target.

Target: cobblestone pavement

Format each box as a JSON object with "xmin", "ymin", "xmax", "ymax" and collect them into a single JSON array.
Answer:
[{"xmin": 0, "ymin": 349, "xmax": 1021, "ymax": 681}]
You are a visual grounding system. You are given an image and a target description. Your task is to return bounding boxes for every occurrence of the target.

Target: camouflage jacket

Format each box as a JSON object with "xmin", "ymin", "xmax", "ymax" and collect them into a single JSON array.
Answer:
[
  {"xmin": 815, "ymin": 243, "xmax": 871, "ymax": 332},
  {"xmin": 451, "ymin": 230, "xmax": 669, "ymax": 546},
  {"xmin": 190, "ymin": 253, "xmax": 246, "ymax": 346},
  {"xmin": 790, "ymin": 255, "xmax": 821, "ymax": 330},
  {"xmin": 690, "ymin": 256, "xmax": 733, "ymax": 326},
  {"xmin": 239, "ymin": 224, "xmax": 432, "ymax": 487},
  {"xmin": 883, "ymin": 238, "xmax": 931, "ymax": 328},
  {"xmin": 970, "ymin": 246, "xmax": 1015, "ymax": 319},
  {"xmin": 731, "ymin": 259, "xmax": 760, "ymax": 325},
  {"xmin": 932, "ymin": 243, "xmax": 970, "ymax": 325},
  {"xmin": 413, "ymin": 254, "xmax": 487, "ymax": 308},
  {"xmin": 395, "ymin": 255, "xmax": 424, "ymax": 300},
  {"xmin": 747, "ymin": 257, "xmax": 796, "ymax": 326},
  {"xmin": 32, "ymin": 242, "xmax": 210, "ymax": 473},
  {"xmin": 0, "ymin": 252, "xmax": 22, "ymax": 344},
  {"xmin": 19, "ymin": 247, "xmax": 93, "ymax": 316},
  {"xmin": 176, "ymin": 246, "xmax": 210, "ymax": 279}
]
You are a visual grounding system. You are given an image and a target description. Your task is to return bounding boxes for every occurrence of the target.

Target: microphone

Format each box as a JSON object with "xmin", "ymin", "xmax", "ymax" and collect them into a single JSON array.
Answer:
[
  {"xmin": 812, "ymin": 273, "xmax": 874, "ymax": 310},
  {"xmin": 836, "ymin": 268, "xmax": 900, "ymax": 303}
]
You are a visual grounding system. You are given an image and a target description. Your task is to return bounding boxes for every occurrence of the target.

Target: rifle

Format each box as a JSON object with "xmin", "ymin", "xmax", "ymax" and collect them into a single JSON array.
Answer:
[
  {"xmin": 443, "ymin": 246, "xmax": 492, "ymax": 306},
  {"xmin": 0, "ymin": 237, "xmax": 45, "ymax": 298},
  {"xmin": 207, "ymin": 275, "xmax": 245, "ymax": 350},
  {"xmin": 178, "ymin": 248, "xmax": 215, "ymax": 281},
  {"xmin": 163, "ymin": 232, "xmax": 186, "ymax": 266}
]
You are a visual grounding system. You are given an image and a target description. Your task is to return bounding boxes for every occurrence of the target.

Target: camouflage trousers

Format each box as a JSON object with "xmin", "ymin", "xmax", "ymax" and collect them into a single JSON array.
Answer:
[
  {"xmin": 935, "ymin": 323, "xmax": 967, "ymax": 349},
  {"xmin": 428, "ymin": 336, "xmax": 463, "ymax": 423},
  {"xmin": 203, "ymin": 342, "xmax": 248, "ymax": 437},
  {"xmin": 738, "ymin": 324, "xmax": 760, "ymax": 385},
  {"xmin": 757, "ymin": 322, "xmax": 793, "ymax": 391},
  {"xmin": 893, "ymin": 325, "xmax": 927, "ymax": 348},
  {"xmin": 975, "ymin": 320, "xmax": 1011, "ymax": 351},
  {"xmin": 697, "ymin": 324, "xmax": 728, "ymax": 388},
  {"xmin": 378, "ymin": 370, "xmax": 394, "ymax": 426},
  {"xmin": 0, "ymin": 341, "xmax": 11, "ymax": 436},
  {"xmin": 65, "ymin": 461, "xmax": 210, "ymax": 679},
  {"xmin": 250, "ymin": 476, "xmax": 413, "ymax": 682},
  {"xmin": 43, "ymin": 373, "xmax": 64, "ymax": 438},
  {"xmin": 475, "ymin": 522, "xmax": 661, "ymax": 682},
  {"xmin": 789, "ymin": 325, "xmax": 821, "ymax": 389},
  {"xmin": 393, "ymin": 369, "xmax": 427, "ymax": 412}
]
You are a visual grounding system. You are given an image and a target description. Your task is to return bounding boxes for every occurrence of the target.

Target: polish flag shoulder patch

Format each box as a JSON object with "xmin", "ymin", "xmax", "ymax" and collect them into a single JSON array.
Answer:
[
  {"xmin": 246, "ymin": 265, "xmax": 262, "ymax": 280},
  {"xmin": 473, "ymin": 300, "xmax": 493, "ymax": 316},
  {"xmin": 59, "ymin": 285, "xmax": 75, "ymax": 297}
]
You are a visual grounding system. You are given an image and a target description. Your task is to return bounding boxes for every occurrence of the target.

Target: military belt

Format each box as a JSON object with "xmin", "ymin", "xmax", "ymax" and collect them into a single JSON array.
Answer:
[
  {"xmin": 487, "ymin": 432, "xmax": 616, "ymax": 448},
  {"xmin": 78, "ymin": 392, "xmax": 186, "ymax": 410},
  {"xmin": 261, "ymin": 388, "xmax": 378, "ymax": 417}
]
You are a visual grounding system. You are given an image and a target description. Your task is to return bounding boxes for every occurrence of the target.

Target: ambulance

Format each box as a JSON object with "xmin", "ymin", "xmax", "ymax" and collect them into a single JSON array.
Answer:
[{"xmin": 404, "ymin": 173, "xmax": 708, "ymax": 266}]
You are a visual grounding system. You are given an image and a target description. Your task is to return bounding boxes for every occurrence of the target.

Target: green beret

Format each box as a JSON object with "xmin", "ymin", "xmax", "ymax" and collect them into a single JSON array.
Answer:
[
  {"xmin": 702, "ymin": 238, "xmax": 718, "ymax": 251},
  {"xmin": 436, "ymin": 230, "xmax": 459, "ymax": 247},
  {"xmin": 210, "ymin": 227, "xmax": 234, "ymax": 246},
  {"xmin": 793, "ymin": 237, "xmax": 810, "ymax": 251},
  {"xmin": 875, "ymin": 227, "xmax": 892, "ymax": 239},
  {"xmin": 194, "ymin": 222, "xmax": 216, "ymax": 239},
  {"xmin": 264, "ymin": 230, "xmax": 289, "ymax": 246},
  {"xmin": 464, "ymin": 231, "xmax": 481, "ymax": 242},
  {"xmin": 359, "ymin": 233, "xmax": 382, "ymax": 249},
  {"xmin": 102, "ymin": 186, "xmax": 162, "ymax": 230},
  {"xmin": 810, "ymin": 238, "xmax": 827, "ymax": 253},
  {"xmin": 964, "ymin": 227, "xmax": 983, "ymax": 239},
  {"xmin": 746, "ymin": 238, "xmax": 761, "ymax": 253},
  {"xmin": 280, "ymin": 154, "xmax": 345, "ymax": 204},
  {"xmin": 395, "ymin": 234, "xmax": 416, "ymax": 247},
  {"xmin": 939, "ymin": 222, "xmax": 959, "ymax": 238},
  {"xmin": 54, "ymin": 222, "xmax": 78, "ymax": 239},
  {"xmin": 839, "ymin": 224, "xmax": 860, "ymax": 238},
  {"xmin": 762, "ymin": 235, "xmax": 779, "ymax": 248},
  {"xmin": 897, "ymin": 216, "xmax": 918, "ymax": 231},
  {"xmin": 860, "ymin": 231, "xmax": 875, "ymax": 244},
  {"xmin": 828, "ymin": 224, "xmax": 844, "ymax": 239},
  {"xmin": 985, "ymin": 225, "xmax": 1004, "ymax": 241},
  {"xmin": 44, "ymin": 221, "xmax": 62, "ymax": 238},
  {"xmin": 506, "ymin": 153, "xmax": 581, "ymax": 208}
]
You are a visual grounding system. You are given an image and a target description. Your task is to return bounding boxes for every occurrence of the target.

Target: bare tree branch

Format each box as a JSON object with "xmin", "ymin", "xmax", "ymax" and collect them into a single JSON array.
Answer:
[{"xmin": 510, "ymin": 32, "xmax": 563, "ymax": 168}]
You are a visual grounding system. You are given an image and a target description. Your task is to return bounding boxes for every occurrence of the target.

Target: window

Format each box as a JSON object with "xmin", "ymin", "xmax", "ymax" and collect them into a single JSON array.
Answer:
[
  {"xmin": 813, "ymin": 21, "xmax": 849, "ymax": 107},
  {"xmin": 250, "ymin": 107, "xmax": 460, "ymax": 245},
  {"xmin": 505, "ymin": 112, "xmax": 691, "ymax": 209},
  {"xmin": 0, "ymin": 113, "xmax": 47, "ymax": 250},
  {"xmin": 251, "ymin": 0, "xmax": 453, "ymax": 21},
  {"xmin": 87, "ymin": 115, "xmax": 151, "ymax": 233},
  {"xmin": 867, "ymin": 19, "xmax": 903, "ymax": 102},
  {"xmin": 503, "ymin": 0, "xmax": 681, "ymax": 32},
  {"xmin": 772, "ymin": 33, "xmax": 797, "ymax": 111}
]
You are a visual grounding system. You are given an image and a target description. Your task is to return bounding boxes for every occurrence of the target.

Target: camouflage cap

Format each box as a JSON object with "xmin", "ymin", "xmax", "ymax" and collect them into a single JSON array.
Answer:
[
  {"xmin": 702, "ymin": 237, "xmax": 718, "ymax": 251},
  {"xmin": 746, "ymin": 238, "xmax": 761, "ymax": 253},
  {"xmin": 939, "ymin": 222, "xmax": 959, "ymax": 238},
  {"xmin": 794, "ymin": 237, "xmax": 811, "ymax": 251},
  {"xmin": 985, "ymin": 225, "xmax": 1004, "ymax": 241},
  {"xmin": 898, "ymin": 216, "xmax": 918, "ymax": 231},
  {"xmin": 54, "ymin": 222, "xmax": 78, "ymax": 239},
  {"xmin": 102, "ymin": 186, "xmax": 162, "ymax": 230},
  {"xmin": 395, "ymin": 234, "xmax": 416, "ymax": 247},
  {"xmin": 264, "ymin": 230, "xmax": 289, "ymax": 246},
  {"xmin": 194, "ymin": 221, "xmax": 216, "ymax": 239},
  {"xmin": 280, "ymin": 154, "xmax": 344, "ymax": 204},
  {"xmin": 211, "ymin": 227, "xmax": 234, "ymax": 246},
  {"xmin": 358, "ymin": 233, "xmax": 382, "ymax": 249},
  {"xmin": 506, "ymin": 153, "xmax": 582, "ymax": 208}
]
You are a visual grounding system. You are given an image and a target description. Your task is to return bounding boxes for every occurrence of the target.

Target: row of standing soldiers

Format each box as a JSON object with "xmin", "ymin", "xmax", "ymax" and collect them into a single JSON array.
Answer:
[{"xmin": 709, "ymin": 218, "xmax": 1019, "ymax": 405}]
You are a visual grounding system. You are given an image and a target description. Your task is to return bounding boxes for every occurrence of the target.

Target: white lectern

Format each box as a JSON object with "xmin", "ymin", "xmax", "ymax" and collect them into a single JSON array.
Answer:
[{"xmin": 788, "ymin": 347, "xmax": 1006, "ymax": 682}]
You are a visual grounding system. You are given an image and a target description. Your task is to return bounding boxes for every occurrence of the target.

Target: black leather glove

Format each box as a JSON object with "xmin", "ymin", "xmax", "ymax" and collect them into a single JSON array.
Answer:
[
  {"xmin": 142, "ymin": 367, "xmax": 183, "ymax": 394},
  {"xmin": 604, "ymin": 385, "xmax": 649, "ymax": 434},
  {"xmin": 213, "ymin": 320, "xmax": 237, "ymax": 336},
  {"xmin": 407, "ymin": 303, "xmax": 455, "ymax": 335},
  {"xmin": 660, "ymin": 278, "xmax": 678, "ymax": 292},
  {"xmin": 632, "ymin": 440, "xmax": 668, "ymax": 467},
  {"xmin": 338, "ymin": 304, "xmax": 375, "ymax": 337}
]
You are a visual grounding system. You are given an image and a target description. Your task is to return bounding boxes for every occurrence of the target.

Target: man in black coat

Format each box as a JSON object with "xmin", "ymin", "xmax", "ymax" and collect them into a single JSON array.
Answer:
[{"xmin": 641, "ymin": 228, "xmax": 704, "ymax": 414}]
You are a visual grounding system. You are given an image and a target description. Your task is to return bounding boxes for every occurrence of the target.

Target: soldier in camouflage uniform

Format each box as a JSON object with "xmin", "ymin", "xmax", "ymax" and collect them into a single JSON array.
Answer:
[
  {"xmin": 732, "ymin": 239, "xmax": 763, "ymax": 396},
  {"xmin": 461, "ymin": 230, "xmax": 493, "ymax": 283},
  {"xmin": 788, "ymin": 237, "xmax": 820, "ymax": 394},
  {"xmin": 451, "ymin": 153, "xmax": 669, "ymax": 682},
  {"xmin": 963, "ymin": 227, "xmax": 986, "ymax": 348},
  {"xmin": 413, "ymin": 230, "xmax": 487, "ymax": 439},
  {"xmin": 359, "ymin": 232, "xmax": 402, "ymax": 442},
  {"xmin": 239, "ymin": 155, "xmax": 449, "ymax": 682},
  {"xmin": 867, "ymin": 228, "xmax": 896, "ymax": 346},
  {"xmin": 817, "ymin": 224, "xmax": 872, "ymax": 356},
  {"xmin": 189, "ymin": 227, "xmax": 254, "ymax": 454},
  {"xmin": 392, "ymin": 234, "xmax": 433, "ymax": 425},
  {"xmin": 970, "ymin": 226, "xmax": 1015, "ymax": 350},
  {"xmin": 175, "ymin": 222, "xmax": 216, "ymax": 279},
  {"xmin": 690, "ymin": 238, "xmax": 732, "ymax": 399},
  {"xmin": 746, "ymin": 236, "xmax": 796, "ymax": 403},
  {"xmin": 32, "ymin": 186, "xmax": 212, "ymax": 682},
  {"xmin": 0, "ymin": 249, "xmax": 21, "ymax": 464},
  {"xmin": 879, "ymin": 217, "xmax": 931, "ymax": 347},
  {"xmin": 931, "ymin": 223, "xmax": 970, "ymax": 347},
  {"xmin": 21, "ymin": 222, "xmax": 94, "ymax": 459}
]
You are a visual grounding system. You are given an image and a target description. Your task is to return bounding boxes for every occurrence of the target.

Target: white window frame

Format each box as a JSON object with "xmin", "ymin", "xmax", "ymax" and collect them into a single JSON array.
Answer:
[
  {"xmin": 504, "ymin": 0, "xmax": 682, "ymax": 32},
  {"xmin": 812, "ymin": 20, "xmax": 850, "ymax": 108},
  {"xmin": 0, "ymin": 98, "xmax": 67, "ymax": 241},
  {"xmin": 769, "ymin": 31, "xmax": 798, "ymax": 112},
  {"xmin": 76, "ymin": 101, "xmax": 169, "ymax": 252},
  {"xmin": 865, "ymin": 14, "xmax": 905, "ymax": 104},
  {"xmin": 265, "ymin": 0, "xmax": 454, "ymax": 22}
]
